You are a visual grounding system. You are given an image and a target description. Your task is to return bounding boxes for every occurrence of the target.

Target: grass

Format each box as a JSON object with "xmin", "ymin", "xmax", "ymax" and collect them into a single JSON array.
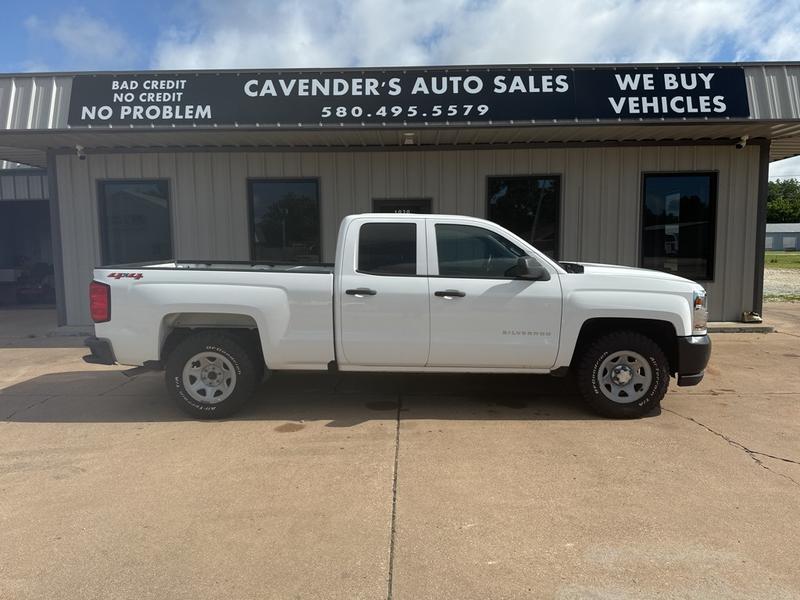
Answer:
[
  {"xmin": 765, "ymin": 252, "xmax": 800, "ymax": 269},
  {"xmin": 764, "ymin": 293, "xmax": 800, "ymax": 302}
]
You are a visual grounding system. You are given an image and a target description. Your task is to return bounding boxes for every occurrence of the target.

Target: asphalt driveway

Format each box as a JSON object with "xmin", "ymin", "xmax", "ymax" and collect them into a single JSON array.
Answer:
[{"xmin": 1, "ymin": 305, "xmax": 799, "ymax": 599}]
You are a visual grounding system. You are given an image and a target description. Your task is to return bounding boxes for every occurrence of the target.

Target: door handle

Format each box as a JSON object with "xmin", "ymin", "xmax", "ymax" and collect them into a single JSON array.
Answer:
[
  {"xmin": 346, "ymin": 287, "xmax": 377, "ymax": 296},
  {"xmin": 434, "ymin": 289, "xmax": 466, "ymax": 298}
]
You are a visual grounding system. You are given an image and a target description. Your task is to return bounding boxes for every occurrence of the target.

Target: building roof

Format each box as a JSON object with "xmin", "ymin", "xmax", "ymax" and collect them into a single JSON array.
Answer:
[
  {"xmin": 766, "ymin": 223, "xmax": 800, "ymax": 233},
  {"xmin": 2, "ymin": 61, "xmax": 800, "ymax": 168}
]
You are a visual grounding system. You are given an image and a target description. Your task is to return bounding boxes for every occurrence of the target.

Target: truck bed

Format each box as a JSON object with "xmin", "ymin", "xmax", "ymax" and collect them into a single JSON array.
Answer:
[
  {"xmin": 107, "ymin": 259, "xmax": 335, "ymax": 274},
  {"xmin": 93, "ymin": 261, "xmax": 336, "ymax": 369}
]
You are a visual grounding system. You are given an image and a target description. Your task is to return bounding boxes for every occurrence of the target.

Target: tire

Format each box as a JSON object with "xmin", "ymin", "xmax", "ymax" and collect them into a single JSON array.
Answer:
[
  {"xmin": 577, "ymin": 330, "xmax": 669, "ymax": 419},
  {"xmin": 165, "ymin": 331, "xmax": 259, "ymax": 419}
]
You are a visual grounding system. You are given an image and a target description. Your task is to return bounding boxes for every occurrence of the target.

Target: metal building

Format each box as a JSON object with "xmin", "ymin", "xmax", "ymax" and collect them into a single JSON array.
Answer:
[
  {"xmin": 1, "ymin": 62, "xmax": 800, "ymax": 326},
  {"xmin": 765, "ymin": 223, "xmax": 800, "ymax": 251}
]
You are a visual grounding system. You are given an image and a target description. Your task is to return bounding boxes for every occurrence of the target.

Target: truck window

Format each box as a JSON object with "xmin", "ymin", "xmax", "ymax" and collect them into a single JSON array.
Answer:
[
  {"xmin": 436, "ymin": 224, "xmax": 526, "ymax": 278},
  {"xmin": 358, "ymin": 222, "xmax": 417, "ymax": 275}
]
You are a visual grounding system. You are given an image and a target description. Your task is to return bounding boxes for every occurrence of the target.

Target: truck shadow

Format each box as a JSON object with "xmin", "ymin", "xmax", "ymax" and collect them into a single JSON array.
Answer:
[{"xmin": 0, "ymin": 369, "xmax": 660, "ymax": 424}]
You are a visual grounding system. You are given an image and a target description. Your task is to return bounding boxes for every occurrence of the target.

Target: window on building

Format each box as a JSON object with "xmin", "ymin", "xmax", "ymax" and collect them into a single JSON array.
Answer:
[
  {"xmin": 99, "ymin": 180, "xmax": 171, "ymax": 265},
  {"xmin": 487, "ymin": 176, "xmax": 560, "ymax": 259},
  {"xmin": 249, "ymin": 179, "xmax": 320, "ymax": 262},
  {"xmin": 358, "ymin": 222, "xmax": 417, "ymax": 275},
  {"xmin": 436, "ymin": 224, "xmax": 527, "ymax": 278},
  {"xmin": 641, "ymin": 173, "xmax": 717, "ymax": 280}
]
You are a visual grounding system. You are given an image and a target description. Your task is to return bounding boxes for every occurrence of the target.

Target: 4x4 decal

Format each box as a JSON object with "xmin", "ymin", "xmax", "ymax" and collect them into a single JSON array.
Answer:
[{"xmin": 107, "ymin": 272, "xmax": 143, "ymax": 280}]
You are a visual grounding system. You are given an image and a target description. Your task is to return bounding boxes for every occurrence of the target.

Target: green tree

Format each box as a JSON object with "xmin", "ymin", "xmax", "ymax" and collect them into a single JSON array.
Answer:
[{"xmin": 767, "ymin": 179, "xmax": 800, "ymax": 223}]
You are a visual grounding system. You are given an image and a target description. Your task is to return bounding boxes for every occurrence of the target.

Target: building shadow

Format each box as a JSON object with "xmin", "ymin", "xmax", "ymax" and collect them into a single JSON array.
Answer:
[{"xmin": 0, "ymin": 369, "xmax": 661, "ymax": 425}]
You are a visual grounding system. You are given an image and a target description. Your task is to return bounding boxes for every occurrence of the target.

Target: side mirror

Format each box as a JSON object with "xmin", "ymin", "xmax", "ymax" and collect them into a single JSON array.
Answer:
[{"xmin": 515, "ymin": 257, "xmax": 551, "ymax": 281}]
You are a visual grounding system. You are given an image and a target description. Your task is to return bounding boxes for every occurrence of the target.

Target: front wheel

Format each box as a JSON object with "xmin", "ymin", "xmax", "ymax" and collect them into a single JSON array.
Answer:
[
  {"xmin": 577, "ymin": 331, "xmax": 670, "ymax": 418},
  {"xmin": 165, "ymin": 332, "xmax": 258, "ymax": 419}
]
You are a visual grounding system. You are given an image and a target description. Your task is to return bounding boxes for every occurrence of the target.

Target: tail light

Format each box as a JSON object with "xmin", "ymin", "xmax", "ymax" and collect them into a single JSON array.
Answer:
[{"xmin": 89, "ymin": 281, "xmax": 111, "ymax": 323}]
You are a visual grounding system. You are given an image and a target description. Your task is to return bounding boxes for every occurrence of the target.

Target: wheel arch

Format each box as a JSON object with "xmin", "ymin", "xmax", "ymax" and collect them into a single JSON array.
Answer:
[
  {"xmin": 159, "ymin": 312, "xmax": 265, "ymax": 369},
  {"xmin": 570, "ymin": 317, "xmax": 678, "ymax": 375}
]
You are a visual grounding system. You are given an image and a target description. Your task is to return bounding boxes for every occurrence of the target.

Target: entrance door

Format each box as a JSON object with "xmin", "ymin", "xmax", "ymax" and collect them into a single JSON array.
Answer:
[
  {"xmin": 372, "ymin": 198, "xmax": 432, "ymax": 214},
  {"xmin": 425, "ymin": 221, "xmax": 562, "ymax": 369},
  {"xmin": 338, "ymin": 218, "xmax": 430, "ymax": 367}
]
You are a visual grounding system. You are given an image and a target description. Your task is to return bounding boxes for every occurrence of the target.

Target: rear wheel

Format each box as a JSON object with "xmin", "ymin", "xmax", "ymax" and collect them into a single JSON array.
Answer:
[
  {"xmin": 577, "ymin": 330, "xmax": 669, "ymax": 418},
  {"xmin": 165, "ymin": 332, "xmax": 258, "ymax": 419}
]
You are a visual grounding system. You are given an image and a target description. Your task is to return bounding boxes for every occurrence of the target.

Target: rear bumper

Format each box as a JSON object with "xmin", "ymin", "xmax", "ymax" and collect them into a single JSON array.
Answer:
[
  {"xmin": 83, "ymin": 336, "xmax": 117, "ymax": 365},
  {"xmin": 676, "ymin": 334, "xmax": 711, "ymax": 386}
]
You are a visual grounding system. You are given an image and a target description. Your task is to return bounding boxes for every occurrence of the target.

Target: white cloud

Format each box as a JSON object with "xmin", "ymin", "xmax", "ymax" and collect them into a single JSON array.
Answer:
[
  {"xmin": 152, "ymin": 0, "xmax": 800, "ymax": 70},
  {"xmin": 25, "ymin": 9, "xmax": 139, "ymax": 70},
  {"xmin": 770, "ymin": 155, "xmax": 800, "ymax": 180}
]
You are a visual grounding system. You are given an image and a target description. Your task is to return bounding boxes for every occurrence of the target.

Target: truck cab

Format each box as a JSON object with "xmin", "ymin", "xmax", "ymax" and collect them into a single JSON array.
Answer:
[{"xmin": 335, "ymin": 214, "xmax": 562, "ymax": 370}]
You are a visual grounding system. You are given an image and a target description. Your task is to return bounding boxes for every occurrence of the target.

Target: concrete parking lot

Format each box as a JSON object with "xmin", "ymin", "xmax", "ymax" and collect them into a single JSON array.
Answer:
[{"xmin": 1, "ymin": 306, "xmax": 799, "ymax": 599}]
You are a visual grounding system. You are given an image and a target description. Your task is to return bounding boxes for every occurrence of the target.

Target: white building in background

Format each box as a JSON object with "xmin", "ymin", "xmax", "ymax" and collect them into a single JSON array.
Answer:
[{"xmin": 766, "ymin": 223, "xmax": 800, "ymax": 251}]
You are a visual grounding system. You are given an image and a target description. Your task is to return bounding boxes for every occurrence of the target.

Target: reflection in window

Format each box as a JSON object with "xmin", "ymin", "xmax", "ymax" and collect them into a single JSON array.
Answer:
[
  {"xmin": 249, "ymin": 180, "xmax": 320, "ymax": 262},
  {"xmin": 641, "ymin": 173, "xmax": 716, "ymax": 280},
  {"xmin": 488, "ymin": 176, "xmax": 560, "ymax": 258},
  {"xmin": 99, "ymin": 180, "xmax": 171, "ymax": 265},
  {"xmin": 436, "ymin": 224, "xmax": 526, "ymax": 278},
  {"xmin": 358, "ymin": 223, "xmax": 416, "ymax": 275}
]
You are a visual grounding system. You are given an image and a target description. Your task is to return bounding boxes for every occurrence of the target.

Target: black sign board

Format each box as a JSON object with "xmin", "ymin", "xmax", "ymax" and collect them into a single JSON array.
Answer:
[
  {"xmin": 67, "ymin": 66, "xmax": 749, "ymax": 128},
  {"xmin": 373, "ymin": 198, "xmax": 433, "ymax": 214}
]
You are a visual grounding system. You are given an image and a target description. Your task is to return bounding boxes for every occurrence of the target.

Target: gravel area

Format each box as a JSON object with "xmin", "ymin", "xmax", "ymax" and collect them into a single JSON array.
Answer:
[{"xmin": 763, "ymin": 268, "xmax": 800, "ymax": 296}]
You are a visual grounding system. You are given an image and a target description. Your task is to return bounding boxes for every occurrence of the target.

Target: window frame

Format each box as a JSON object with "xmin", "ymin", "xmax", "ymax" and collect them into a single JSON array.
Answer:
[
  {"xmin": 485, "ymin": 174, "xmax": 562, "ymax": 260},
  {"xmin": 639, "ymin": 171, "xmax": 718, "ymax": 282},
  {"xmin": 97, "ymin": 178, "xmax": 173, "ymax": 266},
  {"xmin": 355, "ymin": 221, "xmax": 419, "ymax": 276},
  {"xmin": 247, "ymin": 177, "xmax": 322, "ymax": 263},
  {"xmin": 430, "ymin": 222, "xmax": 537, "ymax": 281},
  {"xmin": 353, "ymin": 219, "xmax": 426, "ymax": 277}
]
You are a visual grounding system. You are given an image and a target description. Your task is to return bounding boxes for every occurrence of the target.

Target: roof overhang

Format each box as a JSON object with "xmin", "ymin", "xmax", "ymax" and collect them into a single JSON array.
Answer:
[
  {"xmin": 3, "ymin": 62, "xmax": 800, "ymax": 168},
  {"xmin": 2, "ymin": 119, "xmax": 799, "ymax": 169}
]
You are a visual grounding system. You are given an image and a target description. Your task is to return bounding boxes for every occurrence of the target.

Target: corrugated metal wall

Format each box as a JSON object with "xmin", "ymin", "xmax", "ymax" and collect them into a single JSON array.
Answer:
[
  {"xmin": 766, "ymin": 232, "xmax": 799, "ymax": 250},
  {"xmin": 0, "ymin": 169, "xmax": 48, "ymax": 201},
  {"xmin": 0, "ymin": 76, "xmax": 72, "ymax": 130},
  {"xmin": 56, "ymin": 144, "xmax": 760, "ymax": 325},
  {"xmin": 745, "ymin": 64, "xmax": 800, "ymax": 120}
]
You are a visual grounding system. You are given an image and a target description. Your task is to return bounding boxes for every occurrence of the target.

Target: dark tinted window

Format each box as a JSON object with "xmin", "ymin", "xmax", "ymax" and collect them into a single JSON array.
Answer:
[
  {"xmin": 642, "ymin": 173, "xmax": 716, "ymax": 280},
  {"xmin": 249, "ymin": 180, "xmax": 320, "ymax": 262},
  {"xmin": 436, "ymin": 224, "xmax": 526, "ymax": 278},
  {"xmin": 488, "ymin": 176, "xmax": 560, "ymax": 259},
  {"xmin": 99, "ymin": 180, "xmax": 171, "ymax": 265},
  {"xmin": 358, "ymin": 223, "xmax": 416, "ymax": 275}
]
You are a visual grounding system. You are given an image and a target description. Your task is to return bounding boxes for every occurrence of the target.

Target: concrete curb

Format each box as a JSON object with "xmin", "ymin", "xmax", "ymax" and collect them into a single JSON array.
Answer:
[{"xmin": 708, "ymin": 323, "xmax": 774, "ymax": 333}]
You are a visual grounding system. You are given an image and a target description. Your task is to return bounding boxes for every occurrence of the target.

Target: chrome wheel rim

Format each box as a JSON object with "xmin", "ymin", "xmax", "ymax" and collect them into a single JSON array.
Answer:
[
  {"xmin": 182, "ymin": 351, "xmax": 237, "ymax": 404},
  {"xmin": 597, "ymin": 350, "xmax": 652, "ymax": 404}
]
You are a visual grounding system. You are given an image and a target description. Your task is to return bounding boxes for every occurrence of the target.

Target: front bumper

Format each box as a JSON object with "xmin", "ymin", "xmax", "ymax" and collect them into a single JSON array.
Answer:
[
  {"xmin": 83, "ymin": 336, "xmax": 117, "ymax": 365},
  {"xmin": 676, "ymin": 334, "xmax": 711, "ymax": 386}
]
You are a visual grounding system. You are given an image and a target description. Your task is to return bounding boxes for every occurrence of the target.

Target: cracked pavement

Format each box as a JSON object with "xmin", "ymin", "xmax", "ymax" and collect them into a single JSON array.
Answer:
[{"xmin": 1, "ymin": 304, "xmax": 799, "ymax": 599}]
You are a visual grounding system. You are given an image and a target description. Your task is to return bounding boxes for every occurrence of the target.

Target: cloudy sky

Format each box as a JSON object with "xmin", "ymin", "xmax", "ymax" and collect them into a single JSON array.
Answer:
[{"xmin": 3, "ymin": 0, "xmax": 800, "ymax": 176}]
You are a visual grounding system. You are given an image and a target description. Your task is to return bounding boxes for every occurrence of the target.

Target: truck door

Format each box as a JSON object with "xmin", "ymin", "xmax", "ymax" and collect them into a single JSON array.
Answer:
[
  {"xmin": 425, "ymin": 221, "xmax": 561, "ymax": 369},
  {"xmin": 337, "ymin": 218, "xmax": 430, "ymax": 367}
]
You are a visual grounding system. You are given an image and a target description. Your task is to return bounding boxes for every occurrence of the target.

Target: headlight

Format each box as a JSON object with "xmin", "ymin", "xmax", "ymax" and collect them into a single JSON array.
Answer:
[{"xmin": 692, "ymin": 290, "xmax": 708, "ymax": 334}]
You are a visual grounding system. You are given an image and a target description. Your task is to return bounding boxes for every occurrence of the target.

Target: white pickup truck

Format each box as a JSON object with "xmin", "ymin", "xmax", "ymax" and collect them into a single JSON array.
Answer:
[{"xmin": 85, "ymin": 213, "xmax": 710, "ymax": 419}]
